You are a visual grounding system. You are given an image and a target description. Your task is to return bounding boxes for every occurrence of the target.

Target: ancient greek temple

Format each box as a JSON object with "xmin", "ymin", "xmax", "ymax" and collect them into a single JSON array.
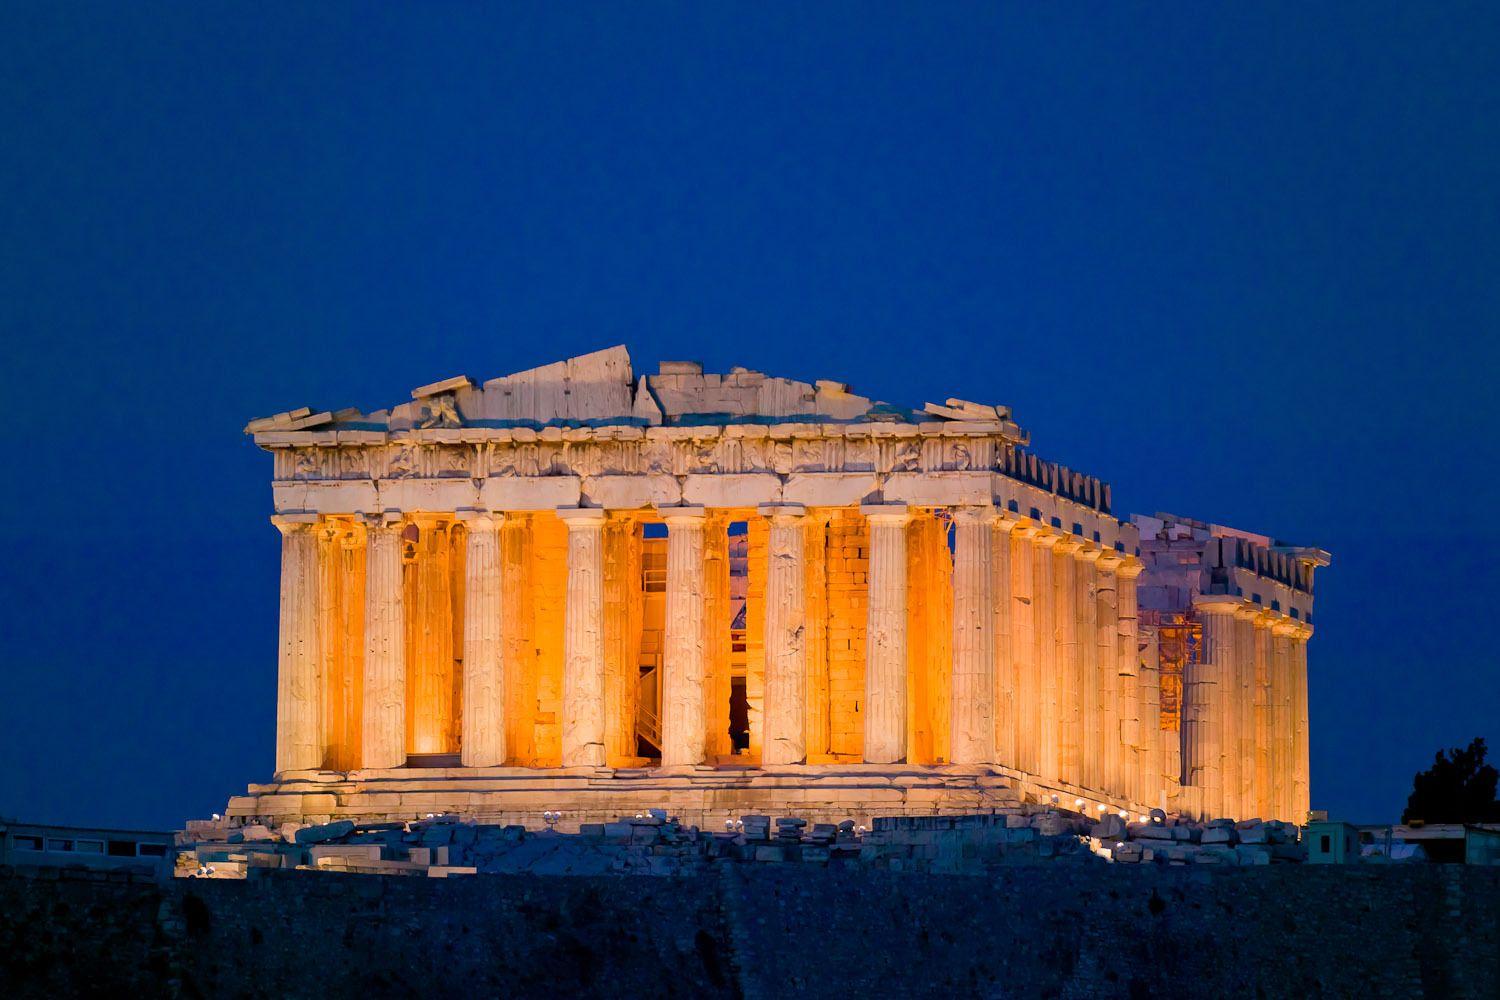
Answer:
[{"xmin": 226, "ymin": 347, "xmax": 1327, "ymax": 830}]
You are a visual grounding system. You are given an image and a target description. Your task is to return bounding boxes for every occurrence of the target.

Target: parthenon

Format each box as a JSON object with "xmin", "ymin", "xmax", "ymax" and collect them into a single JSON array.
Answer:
[{"xmin": 227, "ymin": 347, "xmax": 1328, "ymax": 830}]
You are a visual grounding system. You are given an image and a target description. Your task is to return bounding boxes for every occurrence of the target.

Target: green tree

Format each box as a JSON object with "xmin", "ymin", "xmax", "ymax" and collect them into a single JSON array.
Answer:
[{"xmin": 1402, "ymin": 738, "xmax": 1500, "ymax": 824}]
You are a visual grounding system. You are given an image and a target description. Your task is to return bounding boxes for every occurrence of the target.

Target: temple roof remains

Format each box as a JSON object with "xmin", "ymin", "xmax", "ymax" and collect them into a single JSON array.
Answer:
[{"xmin": 245, "ymin": 345, "xmax": 1027, "ymax": 443}]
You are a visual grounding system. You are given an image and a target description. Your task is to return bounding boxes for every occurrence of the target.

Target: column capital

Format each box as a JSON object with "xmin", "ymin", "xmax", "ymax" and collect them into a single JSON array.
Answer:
[
  {"xmin": 271, "ymin": 512, "xmax": 319, "ymax": 535},
  {"xmin": 994, "ymin": 514, "xmax": 1023, "ymax": 534},
  {"xmin": 1233, "ymin": 603, "xmax": 1262, "ymax": 621},
  {"xmin": 656, "ymin": 504, "xmax": 707, "ymax": 526},
  {"xmin": 557, "ymin": 506, "xmax": 608, "ymax": 528},
  {"xmin": 859, "ymin": 502, "xmax": 913, "ymax": 526},
  {"xmin": 360, "ymin": 508, "xmax": 405, "ymax": 529},
  {"xmin": 950, "ymin": 505, "xmax": 998, "ymax": 527},
  {"xmin": 1193, "ymin": 593, "xmax": 1246, "ymax": 616},
  {"xmin": 1115, "ymin": 556, "xmax": 1146, "ymax": 579},
  {"xmin": 758, "ymin": 502, "xmax": 807, "ymax": 523},
  {"xmin": 1271, "ymin": 617, "xmax": 1303, "ymax": 638},
  {"xmin": 1073, "ymin": 543, "xmax": 1104, "ymax": 563},
  {"xmin": 1096, "ymin": 550, "xmax": 1124, "ymax": 572},
  {"xmin": 1052, "ymin": 535, "xmax": 1083, "ymax": 555},
  {"xmin": 454, "ymin": 507, "xmax": 505, "ymax": 530},
  {"xmin": 1032, "ymin": 528, "xmax": 1063, "ymax": 549}
]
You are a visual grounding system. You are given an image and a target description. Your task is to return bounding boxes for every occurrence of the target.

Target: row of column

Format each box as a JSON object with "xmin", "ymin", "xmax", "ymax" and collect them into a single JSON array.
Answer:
[
  {"xmin": 1186, "ymin": 596, "xmax": 1313, "ymax": 821},
  {"xmin": 272, "ymin": 506, "xmax": 1153, "ymax": 802}
]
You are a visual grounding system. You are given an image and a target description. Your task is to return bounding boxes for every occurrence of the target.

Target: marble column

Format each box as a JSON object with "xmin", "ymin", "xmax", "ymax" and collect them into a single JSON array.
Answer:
[
  {"xmin": 1010, "ymin": 525, "xmax": 1039, "ymax": 775},
  {"xmin": 761, "ymin": 504, "xmax": 808, "ymax": 766},
  {"xmin": 457, "ymin": 511, "xmax": 505, "ymax": 767},
  {"xmin": 862, "ymin": 504, "xmax": 911, "ymax": 764},
  {"xmin": 274, "ymin": 515, "xmax": 323, "ymax": 774},
  {"xmin": 604, "ymin": 516, "xmax": 644, "ymax": 765},
  {"xmin": 1096, "ymin": 553, "xmax": 1121, "ymax": 798},
  {"xmin": 1252, "ymin": 611, "xmax": 1274, "ymax": 820},
  {"xmin": 1116, "ymin": 559, "xmax": 1147, "ymax": 804},
  {"xmin": 1189, "ymin": 595, "xmax": 1240, "ymax": 818},
  {"xmin": 1291, "ymin": 623, "xmax": 1313, "ymax": 822},
  {"xmin": 1074, "ymin": 545, "xmax": 1101, "ymax": 790},
  {"xmin": 559, "ymin": 508, "xmax": 607, "ymax": 768},
  {"xmin": 660, "ymin": 506, "xmax": 707, "ymax": 768},
  {"xmin": 1232, "ymin": 604, "xmax": 1260, "ymax": 819},
  {"xmin": 951, "ymin": 506, "xmax": 997, "ymax": 765},
  {"xmin": 361, "ymin": 514, "xmax": 406, "ymax": 770},
  {"xmin": 993, "ymin": 517, "xmax": 1018, "ymax": 769},
  {"xmin": 1053, "ymin": 536, "xmax": 1082, "ymax": 786},
  {"xmin": 1032, "ymin": 531, "xmax": 1062, "ymax": 782},
  {"xmin": 1270, "ymin": 617, "xmax": 1297, "ymax": 820}
]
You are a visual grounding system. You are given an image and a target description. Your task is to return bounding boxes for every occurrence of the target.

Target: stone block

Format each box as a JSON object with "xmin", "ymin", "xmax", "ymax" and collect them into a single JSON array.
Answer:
[
  {"xmin": 295, "ymin": 820, "xmax": 355, "ymax": 845},
  {"xmin": 1090, "ymin": 815, "xmax": 1126, "ymax": 840},
  {"xmin": 310, "ymin": 844, "xmax": 382, "ymax": 863},
  {"xmin": 478, "ymin": 475, "xmax": 581, "ymax": 511},
  {"xmin": 683, "ymin": 473, "xmax": 781, "ymax": 507},
  {"xmin": 581, "ymin": 475, "xmax": 681, "ymax": 509},
  {"xmin": 782, "ymin": 473, "xmax": 878, "ymax": 507},
  {"xmin": 1202, "ymin": 827, "xmax": 1238, "ymax": 845},
  {"xmin": 754, "ymin": 846, "xmax": 785, "ymax": 862}
]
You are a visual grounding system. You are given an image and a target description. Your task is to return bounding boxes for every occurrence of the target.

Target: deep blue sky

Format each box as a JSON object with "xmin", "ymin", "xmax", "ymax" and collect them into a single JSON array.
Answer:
[{"xmin": 2, "ymin": 4, "xmax": 1496, "ymax": 829}]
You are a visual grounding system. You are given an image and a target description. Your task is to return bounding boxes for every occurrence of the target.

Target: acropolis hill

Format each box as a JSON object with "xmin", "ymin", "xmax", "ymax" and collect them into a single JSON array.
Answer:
[{"xmin": 224, "ymin": 346, "xmax": 1328, "ymax": 831}]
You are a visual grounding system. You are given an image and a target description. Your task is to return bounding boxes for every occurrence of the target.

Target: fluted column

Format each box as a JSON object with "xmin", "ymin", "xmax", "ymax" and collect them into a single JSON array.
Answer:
[
  {"xmin": 1010, "ymin": 525, "xmax": 1039, "ymax": 775},
  {"xmin": 1096, "ymin": 552, "xmax": 1122, "ymax": 798},
  {"xmin": 761, "ymin": 504, "xmax": 808, "ymax": 765},
  {"xmin": 361, "ymin": 514, "xmax": 406, "ymax": 770},
  {"xmin": 862, "ymin": 504, "xmax": 911, "ymax": 764},
  {"xmin": 993, "ymin": 517, "xmax": 1017, "ymax": 768},
  {"xmin": 1053, "ymin": 536, "xmax": 1082, "ymax": 785},
  {"xmin": 457, "ymin": 511, "xmax": 505, "ymax": 767},
  {"xmin": 660, "ymin": 506, "xmax": 707, "ymax": 767},
  {"xmin": 1189, "ymin": 595, "xmax": 1240, "ymax": 818},
  {"xmin": 950, "ymin": 506, "xmax": 997, "ymax": 765},
  {"xmin": 1252, "ymin": 611, "xmax": 1274, "ymax": 819},
  {"xmin": 1074, "ymin": 545, "xmax": 1101, "ymax": 789},
  {"xmin": 273, "ymin": 515, "xmax": 323, "ymax": 774},
  {"xmin": 1231, "ymin": 604, "xmax": 1260, "ymax": 818},
  {"xmin": 604, "ymin": 516, "xmax": 644, "ymax": 765},
  {"xmin": 559, "ymin": 508, "xmax": 607, "ymax": 768},
  {"xmin": 1032, "ymin": 530, "xmax": 1062, "ymax": 782},
  {"xmin": 1116, "ymin": 559, "xmax": 1148, "ymax": 804},
  {"xmin": 1270, "ymin": 616, "xmax": 1297, "ymax": 820},
  {"xmin": 1291, "ymin": 622, "xmax": 1313, "ymax": 822}
]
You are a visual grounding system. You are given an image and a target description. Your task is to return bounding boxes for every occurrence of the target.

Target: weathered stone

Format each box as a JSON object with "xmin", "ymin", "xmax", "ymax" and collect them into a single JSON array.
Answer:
[{"xmin": 295, "ymin": 821, "xmax": 355, "ymax": 845}]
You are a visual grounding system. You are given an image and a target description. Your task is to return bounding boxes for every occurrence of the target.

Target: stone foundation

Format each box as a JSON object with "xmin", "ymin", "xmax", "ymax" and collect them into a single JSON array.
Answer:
[{"xmin": 224, "ymin": 764, "xmax": 1026, "ymax": 830}]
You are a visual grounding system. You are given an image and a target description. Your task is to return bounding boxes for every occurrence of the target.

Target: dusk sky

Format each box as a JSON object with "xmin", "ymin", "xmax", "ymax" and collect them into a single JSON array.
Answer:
[{"xmin": 2, "ymin": 3, "xmax": 1497, "ymax": 829}]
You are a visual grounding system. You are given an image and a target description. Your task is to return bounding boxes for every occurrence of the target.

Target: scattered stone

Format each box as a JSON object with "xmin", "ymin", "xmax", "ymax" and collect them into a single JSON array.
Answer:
[{"xmin": 295, "ymin": 821, "xmax": 356, "ymax": 845}]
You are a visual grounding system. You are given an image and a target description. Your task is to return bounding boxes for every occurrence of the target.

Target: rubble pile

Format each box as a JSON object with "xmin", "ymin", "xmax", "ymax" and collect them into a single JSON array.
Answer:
[{"xmin": 177, "ymin": 806, "xmax": 1306, "ymax": 879}]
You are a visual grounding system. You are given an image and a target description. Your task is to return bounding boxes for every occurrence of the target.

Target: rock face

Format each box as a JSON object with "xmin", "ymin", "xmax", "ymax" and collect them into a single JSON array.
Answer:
[{"xmin": 5, "ymin": 865, "xmax": 1499, "ymax": 996}]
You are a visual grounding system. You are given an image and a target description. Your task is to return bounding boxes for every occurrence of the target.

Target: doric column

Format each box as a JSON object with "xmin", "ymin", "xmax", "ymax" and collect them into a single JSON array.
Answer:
[
  {"xmin": 950, "ymin": 506, "xmax": 997, "ymax": 765},
  {"xmin": 604, "ymin": 516, "xmax": 644, "ymax": 765},
  {"xmin": 761, "ymin": 504, "xmax": 808, "ymax": 765},
  {"xmin": 273, "ymin": 515, "xmax": 323, "ymax": 774},
  {"xmin": 862, "ymin": 504, "xmax": 911, "ymax": 764},
  {"xmin": 1252, "ymin": 611, "xmax": 1275, "ymax": 819},
  {"xmin": 993, "ymin": 517, "xmax": 1018, "ymax": 769},
  {"xmin": 660, "ymin": 506, "xmax": 707, "ymax": 768},
  {"xmin": 1270, "ymin": 616, "xmax": 1297, "ymax": 820},
  {"xmin": 1231, "ymin": 604, "xmax": 1260, "ymax": 818},
  {"xmin": 1010, "ymin": 525, "xmax": 1038, "ymax": 775},
  {"xmin": 361, "ymin": 514, "xmax": 406, "ymax": 770},
  {"xmin": 457, "ymin": 510, "xmax": 505, "ymax": 767},
  {"xmin": 1291, "ymin": 622, "xmax": 1313, "ymax": 822},
  {"xmin": 1189, "ymin": 595, "xmax": 1240, "ymax": 818},
  {"xmin": 1096, "ymin": 552, "xmax": 1122, "ymax": 798},
  {"xmin": 1052, "ymin": 536, "xmax": 1082, "ymax": 786},
  {"xmin": 559, "ymin": 508, "xmax": 607, "ymax": 768},
  {"xmin": 1032, "ymin": 530, "xmax": 1062, "ymax": 782},
  {"xmin": 1116, "ymin": 558, "xmax": 1148, "ymax": 804},
  {"xmin": 1074, "ymin": 545, "xmax": 1101, "ymax": 790}
]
